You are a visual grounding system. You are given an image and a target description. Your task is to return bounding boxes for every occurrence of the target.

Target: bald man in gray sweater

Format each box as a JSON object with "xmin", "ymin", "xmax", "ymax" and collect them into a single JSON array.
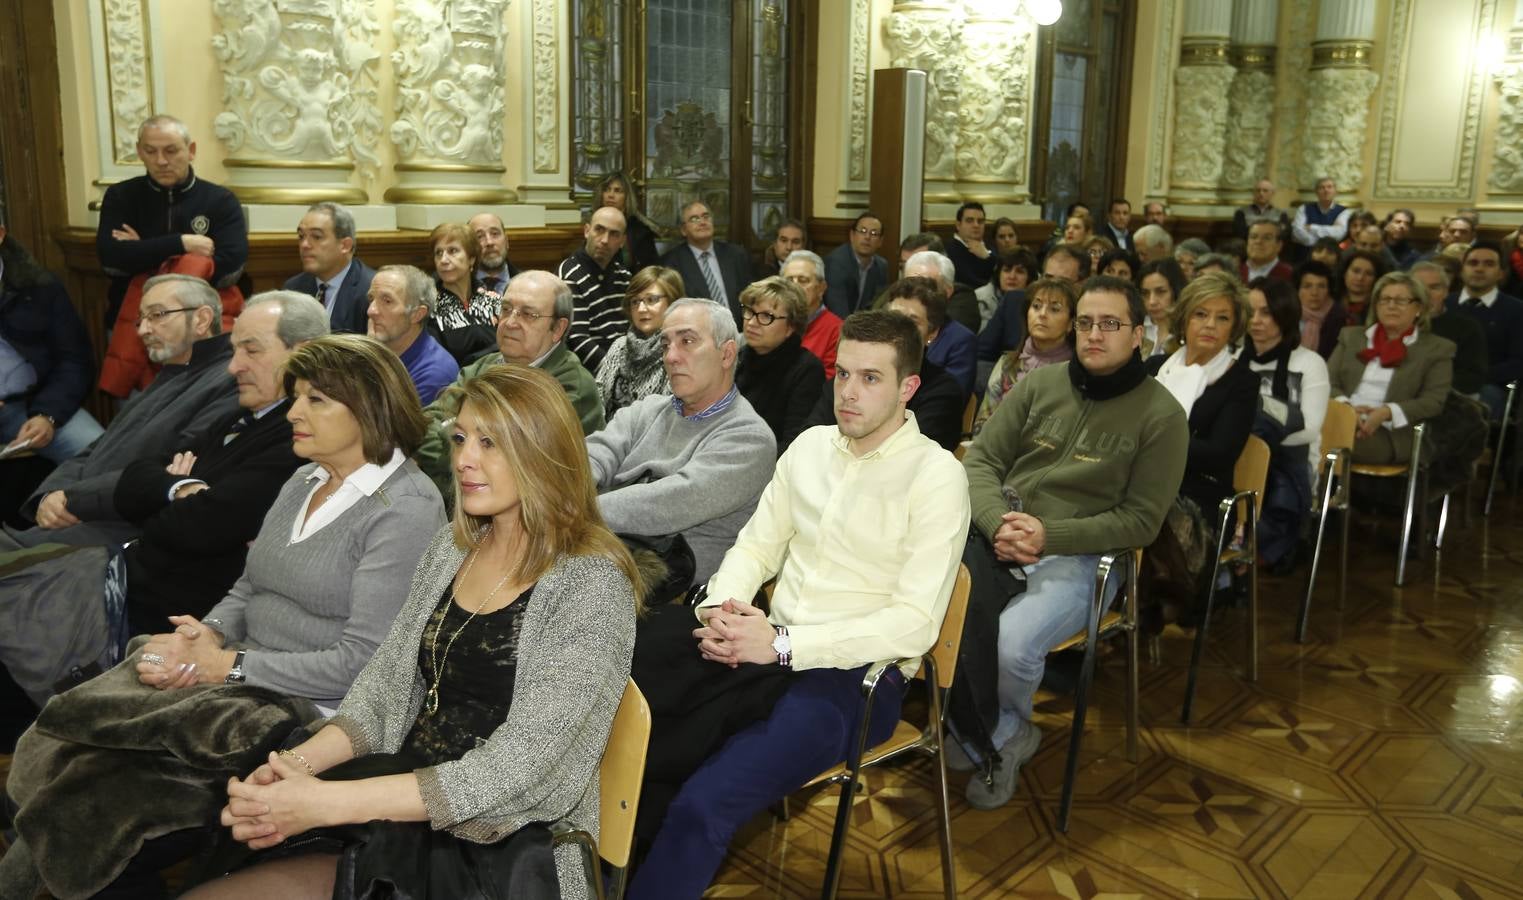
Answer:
[{"xmin": 587, "ymin": 299, "xmax": 774, "ymax": 583}]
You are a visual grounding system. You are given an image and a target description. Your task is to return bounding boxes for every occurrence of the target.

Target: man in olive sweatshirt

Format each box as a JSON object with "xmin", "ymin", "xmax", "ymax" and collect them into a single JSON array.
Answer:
[{"xmin": 958, "ymin": 274, "xmax": 1189, "ymax": 809}]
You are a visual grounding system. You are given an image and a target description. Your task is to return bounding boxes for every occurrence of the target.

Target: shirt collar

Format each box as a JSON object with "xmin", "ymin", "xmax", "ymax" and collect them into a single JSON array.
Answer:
[
  {"xmin": 250, "ymin": 399, "xmax": 285, "ymax": 419},
  {"xmin": 671, "ymin": 384, "xmax": 738, "ymax": 421},
  {"xmin": 1465, "ymin": 286, "xmax": 1501, "ymax": 307},
  {"xmin": 319, "ymin": 260, "xmax": 353, "ymax": 293},
  {"xmin": 305, "ymin": 447, "xmax": 405, "ymax": 495},
  {"xmin": 828, "ymin": 409, "xmax": 921, "ymax": 460},
  {"xmin": 529, "ymin": 343, "xmax": 558, "ymax": 368},
  {"xmin": 687, "ymin": 242, "xmax": 716, "ymax": 260}
]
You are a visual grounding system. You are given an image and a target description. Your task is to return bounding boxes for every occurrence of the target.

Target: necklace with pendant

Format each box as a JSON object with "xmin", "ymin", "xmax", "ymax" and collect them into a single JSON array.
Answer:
[{"xmin": 426, "ymin": 526, "xmax": 512, "ymax": 716}]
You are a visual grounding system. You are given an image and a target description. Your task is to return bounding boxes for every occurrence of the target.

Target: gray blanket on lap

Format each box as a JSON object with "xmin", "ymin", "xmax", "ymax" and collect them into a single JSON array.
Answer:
[{"xmin": 7, "ymin": 635, "xmax": 319, "ymax": 899}]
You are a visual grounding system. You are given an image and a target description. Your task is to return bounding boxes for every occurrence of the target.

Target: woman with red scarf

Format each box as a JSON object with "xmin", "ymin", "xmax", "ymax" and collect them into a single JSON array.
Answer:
[{"xmin": 1327, "ymin": 270, "xmax": 1455, "ymax": 464}]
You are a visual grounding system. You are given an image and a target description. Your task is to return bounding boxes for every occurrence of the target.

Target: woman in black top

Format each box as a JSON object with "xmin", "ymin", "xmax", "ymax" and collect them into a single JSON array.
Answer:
[
  {"xmin": 597, "ymin": 172, "xmax": 661, "ymax": 273},
  {"xmin": 735, "ymin": 276, "xmax": 826, "ymax": 454},
  {"xmin": 427, "ymin": 222, "xmax": 500, "ymax": 366}
]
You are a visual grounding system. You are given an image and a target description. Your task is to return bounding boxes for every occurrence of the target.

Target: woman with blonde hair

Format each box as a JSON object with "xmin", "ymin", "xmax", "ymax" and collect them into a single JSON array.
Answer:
[
  {"xmin": 596, "ymin": 265, "xmax": 685, "ymax": 417},
  {"xmin": 188, "ymin": 365, "xmax": 642, "ymax": 899}
]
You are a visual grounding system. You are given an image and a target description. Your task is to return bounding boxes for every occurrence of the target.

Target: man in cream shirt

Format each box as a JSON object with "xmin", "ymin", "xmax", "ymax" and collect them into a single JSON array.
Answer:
[{"xmin": 626, "ymin": 308, "xmax": 970, "ymax": 900}]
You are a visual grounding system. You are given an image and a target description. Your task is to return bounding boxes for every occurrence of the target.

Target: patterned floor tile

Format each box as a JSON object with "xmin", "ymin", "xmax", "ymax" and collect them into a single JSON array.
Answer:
[
  {"xmin": 1119, "ymin": 760, "xmax": 1285, "ymax": 851},
  {"xmin": 1255, "ymin": 810, "xmax": 1407, "ymax": 898},
  {"xmin": 1343, "ymin": 734, "xmax": 1477, "ymax": 808},
  {"xmin": 1385, "ymin": 812, "xmax": 1523, "ymax": 884}
]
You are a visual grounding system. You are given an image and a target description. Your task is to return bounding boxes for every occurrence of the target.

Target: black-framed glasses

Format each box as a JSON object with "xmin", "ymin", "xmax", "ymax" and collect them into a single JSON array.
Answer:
[
  {"xmin": 135, "ymin": 306, "xmax": 194, "ymax": 326},
  {"xmin": 1072, "ymin": 316, "xmax": 1132, "ymax": 333},
  {"xmin": 741, "ymin": 306, "xmax": 780, "ymax": 326}
]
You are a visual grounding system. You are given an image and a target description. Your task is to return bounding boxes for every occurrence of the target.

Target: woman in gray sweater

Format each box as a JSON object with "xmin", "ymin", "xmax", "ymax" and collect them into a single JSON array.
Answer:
[{"xmin": 187, "ymin": 365, "xmax": 642, "ymax": 900}]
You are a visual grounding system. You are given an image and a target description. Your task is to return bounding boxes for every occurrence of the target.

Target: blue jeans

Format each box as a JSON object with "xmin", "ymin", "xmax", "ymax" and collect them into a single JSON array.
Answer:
[
  {"xmin": 627, "ymin": 665, "xmax": 905, "ymax": 900},
  {"xmin": 991, "ymin": 554, "xmax": 1114, "ymax": 748},
  {"xmin": 1481, "ymin": 383, "xmax": 1507, "ymax": 421},
  {"xmin": 0, "ymin": 403, "xmax": 103, "ymax": 464}
]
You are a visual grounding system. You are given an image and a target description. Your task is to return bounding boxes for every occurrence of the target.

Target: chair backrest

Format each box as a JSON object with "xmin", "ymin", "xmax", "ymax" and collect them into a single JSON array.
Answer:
[
  {"xmin": 1234, "ymin": 435, "xmax": 1272, "ymax": 524},
  {"xmin": 926, "ymin": 564, "xmax": 973, "ymax": 689},
  {"xmin": 960, "ymin": 395, "xmax": 976, "ymax": 437},
  {"xmin": 598, "ymin": 678, "xmax": 652, "ymax": 869},
  {"xmin": 1322, "ymin": 401, "xmax": 1357, "ymax": 454}
]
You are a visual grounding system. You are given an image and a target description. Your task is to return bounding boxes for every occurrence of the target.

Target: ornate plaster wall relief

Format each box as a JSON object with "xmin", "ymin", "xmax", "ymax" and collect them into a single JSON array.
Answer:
[
  {"xmin": 884, "ymin": 1, "xmax": 964, "ymax": 201},
  {"xmin": 1272, "ymin": 0, "xmax": 1315, "ymax": 192},
  {"xmin": 386, "ymin": 0, "xmax": 513, "ymax": 205},
  {"xmin": 954, "ymin": 11, "xmax": 1031, "ymax": 202},
  {"xmin": 1146, "ymin": 0, "xmax": 1180, "ymax": 196},
  {"xmin": 1491, "ymin": 61, "xmax": 1523, "ymax": 193},
  {"xmin": 211, "ymin": 0, "xmax": 381, "ymax": 203},
  {"xmin": 1221, "ymin": 60, "xmax": 1275, "ymax": 191},
  {"xmin": 846, "ymin": 0, "xmax": 872, "ymax": 184},
  {"xmin": 1168, "ymin": 53, "xmax": 1236, "ymax": 190},
  {"xmin": 103, "ymin": 0, "xmax": 154, "ymax": 166},
  {"xmin": 1300, "ymin": 66, "xmax": 1379, "ymax": 191},
  {"xmin": 531, "ymin": 0, "xmax": 559, "ymax": 173}
]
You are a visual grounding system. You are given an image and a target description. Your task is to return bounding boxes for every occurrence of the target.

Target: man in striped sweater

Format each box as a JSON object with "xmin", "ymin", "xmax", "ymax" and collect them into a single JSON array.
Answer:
[{"xmin": 558, "ymin": 206, "xmax": 631, "ymax": 372}]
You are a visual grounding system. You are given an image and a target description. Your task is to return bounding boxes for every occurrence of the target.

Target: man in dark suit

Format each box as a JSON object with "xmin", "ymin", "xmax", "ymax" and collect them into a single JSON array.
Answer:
[
  {"xmin": 823, "ymin": 210, "xmax": 888, "ymax": 318},
  {"xmin": 1102, "ymin": 198, "xmax": 1135, "ymax": 252},
  {"xmin": 1447, "ymin": 240, "xmax": 1523, "ymax": 419},
  {"xmin": 659, "ymin": 200, "xmax": 754, "ymax": 326},
  {"xmin": 945, "ymin": 201, "xmax": 995, "ymax": 288},
  {"xmin": 282, "ymin": 201, "xmax": 374, "ymax": 334}
]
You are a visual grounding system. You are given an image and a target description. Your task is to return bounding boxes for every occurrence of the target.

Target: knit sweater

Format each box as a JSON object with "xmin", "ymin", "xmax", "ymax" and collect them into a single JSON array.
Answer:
[
  {"xmin": 588, "ymin": 391, "xmax": 775, "ymax": 582},
  {"xmin": 330, "ymin": 529, "xmax": 635, "ymax": 900},
  {"xmin": 963, "ymin": 362, "xmax": 1189, "ymax": 555},
  {"xmin": 558, "ymin": 249, "xmax": 632, "ymax": 372},
  {"xmin": 201, "ymin": 460, "xmax": 445, "ymax": 707}
]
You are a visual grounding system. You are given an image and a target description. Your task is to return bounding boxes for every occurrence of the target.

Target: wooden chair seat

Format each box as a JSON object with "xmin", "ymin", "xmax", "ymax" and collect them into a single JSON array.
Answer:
[
  {"xmin": 804, "ymin": 719, "xmax": 926, "ymax": 789},
  {"xmin": 1350, "ymin": 462, "xmax": 1408, "ymax": 477},
  {"xmin": 1050, "ymin": 610, "xmax": 1123, "ymax": 653}
]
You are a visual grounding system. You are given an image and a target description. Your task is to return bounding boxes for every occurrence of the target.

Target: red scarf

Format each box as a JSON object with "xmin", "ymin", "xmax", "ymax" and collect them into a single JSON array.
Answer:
[
  {"xmin": 1510, "ymin": 247, "xmax": 1523, "ymax": 281},
  {"xmin": 1357, "ymin": 325, "xmax": 1415, "ymax": 368}
]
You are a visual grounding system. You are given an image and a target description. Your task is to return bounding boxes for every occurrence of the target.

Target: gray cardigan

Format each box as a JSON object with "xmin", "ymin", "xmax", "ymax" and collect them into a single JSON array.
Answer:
[
  {"xmin": 329, "ymin": 527, "xmax": 636, "ymax": 897},
  {"xmin": 203, "ymin": 459, "xmax": 445, "ymax": 706}
]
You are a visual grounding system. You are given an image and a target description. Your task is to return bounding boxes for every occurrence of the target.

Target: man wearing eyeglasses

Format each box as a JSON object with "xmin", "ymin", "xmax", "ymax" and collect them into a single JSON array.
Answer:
[
  {"xmin": 6, "ymin": 274, "xmax": 239, "ymax": 550},
  {"xmin": 823, "ymin": 210, "xmax": 887, "ymax": 318},
  {"xmin": 954, "ymin": 274, "xmax": 1188, "ymax": 810},
  {"xmin": 659, "ymin": 201, "xmax": 754, "ymax": 327},
  {"xmin": 414, "ymin": 270, "xmax": 604, "ymax": 499}
]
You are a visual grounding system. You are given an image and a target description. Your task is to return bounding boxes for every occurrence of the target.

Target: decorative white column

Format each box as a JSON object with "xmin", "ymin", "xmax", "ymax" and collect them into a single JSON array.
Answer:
[
  {"xmin": 832, "ymin": 0, "xmax": 874, "ymax": 210},
  {"xmin": 952, "ymin": 0, "xmax": 1040, "ymax": 216},
  {"xmin": 1221, "ymin": 0, "xmax": 1278, "ymax": 197},
  {"xmin": 515, "ymin": 0, "xmax": 579, "ymax": 224},
  {"xmin": 884, "ymin": 0, "xmax": 965, "ymax": 212},
  {"xmin": 1488, "ymin": 0, "xmax": 1523, "ymax": 194},
  {"xmin": 1299, "ymin": 0, "xmax": 1379, "ymax": 193},
  {"xmin": 384, "ymin": 0, "xmax": 516, "ymax": 227},
  {"xmin": 210, "ymin": 0, "xmax": 384, "ymax": 228},
  {"xmin": 84, "ymin": 0, "xmax": 169, "ymax": 220},
  {"xmin": 1167, "ymin": 0, "xmax": 1236, "ymax": 211}
]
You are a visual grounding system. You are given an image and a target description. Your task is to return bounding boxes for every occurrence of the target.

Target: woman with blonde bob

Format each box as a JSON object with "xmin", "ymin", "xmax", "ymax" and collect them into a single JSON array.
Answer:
[{"xmin": 188, "ymin": 365, "xmax": 643, "ymax": 900}]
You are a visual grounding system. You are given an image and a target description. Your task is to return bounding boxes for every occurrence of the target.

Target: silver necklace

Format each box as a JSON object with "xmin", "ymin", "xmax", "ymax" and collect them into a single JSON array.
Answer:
[{"xmin": 425, "ymin": 526, "xmax": 513, "ymax": 716}]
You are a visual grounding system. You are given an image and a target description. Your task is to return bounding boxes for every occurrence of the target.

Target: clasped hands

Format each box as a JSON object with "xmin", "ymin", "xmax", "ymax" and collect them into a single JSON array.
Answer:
[
  {"xmin": 220, "ymin": 751, "xmax": 326, "ymax": 850},
  {"xmin": 694, "ymin": 598, "xmax": 777, "ymax": 668},
  {"xmin": 993, "ymin": 511, "xmax": 1046, "ymax": 565},
  {"xmin": 135, "ymin": 614, "xmax": 230, "ymax": 689},
  {"xmin": 1353, "ymin": 404, "xmax": 1391, "ymax": 440}
]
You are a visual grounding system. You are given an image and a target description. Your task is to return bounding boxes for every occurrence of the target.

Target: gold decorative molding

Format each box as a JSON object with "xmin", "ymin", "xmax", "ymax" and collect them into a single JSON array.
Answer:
[
  {"xmin": 1312, "ymin": 40, "xmax": 1374, "ymax": 70},
  {"xmin": 382, "ymin": 186, "xmax": 517, "ymax": 204},
  {"xmin": 394, "ymin": 162, "xmax": 508, "ymax": 174},
  {"xmin": 1180, "ymin": 39, "xmax": 1231, "ymax": 67},
  {"xmin": 225, "ymin": 158, "xmax": 356, "ymax": 171},
  {"xmin": 227, "ymin": 185, "xmax": 369, "ymax": 204},
  {"xmin": 1233, "ymin": 44, "xmax": 1276, "ymax": 72}
]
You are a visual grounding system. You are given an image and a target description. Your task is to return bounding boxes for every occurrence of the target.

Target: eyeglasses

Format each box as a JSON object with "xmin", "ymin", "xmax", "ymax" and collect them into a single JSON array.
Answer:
[
  {"xmin": 1073, "ymin": 317, "xmax": 1133, "ymax": 333},
  {"xmin": 686, "ymin": 212, "xmax": 713, "ymax": 224},
  {"xmin": 853, "ymin": 226, "xmax": 883, "ymax": 238},
  {"xmin": 631, "ymin": 293, "xmax": 668, "ymax": 309},
  {"xmin": 500, "ymin": 304, "xmax": 550, "ymax": 323},
  {"xmin": 741, "ymin": 306, "xmax": 781, "ymax": 326},
  {"xmin": 1375, "ymin": 296, "xmax": 1420, "ymax": 308},
  {"xmin": 135, "ymin": 307, "xmax": 193, "ymax": 326}
]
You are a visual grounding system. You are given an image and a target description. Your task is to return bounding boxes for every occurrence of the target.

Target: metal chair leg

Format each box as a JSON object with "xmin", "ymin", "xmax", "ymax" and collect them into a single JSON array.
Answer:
[
  {"xmin": 1124, "ymin": 552, "xmax": 1139, "ymax": 765},
  {"xmin": 1485, "ymin": 382, "xmax": 1517, "ymax": 516},
  {"xmin": 1245, "ymin": 506, "xmax": 1259, "ymax": 682},
  {"xmin": 925, "ymin": 678, "xmax": 956, "ymax": 900},
  {"xmin": 1058, "ymin": 556, "xmax": 1113, "ymax": 833},
  {"xmin": 1183, "ymin": 499, "xmax": 1236, "ymax": 724},
  {"xmin": 1338, "ymin": 489, "xmax": 1351, "ymax": 608},
  {"xmin": 1395, "ymin": 425, "xmax": 1427, "ymax": 586},
  {"xmin": 1298, "ymin": 454, "xmax": 1339, "ymax": 643},
  {"xmin": 1436, "ymin": 492, "xmax": 1452, "ymax": 549}
]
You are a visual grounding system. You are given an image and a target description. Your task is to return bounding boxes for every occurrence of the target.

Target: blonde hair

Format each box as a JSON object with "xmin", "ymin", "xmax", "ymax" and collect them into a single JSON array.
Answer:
[
  {"xmin": 1167, "ymin": 270, "xmax": 1250, "ymax": 354},
  {"xmin": 444, "ymin": 366, "xmax": 644, "ymax": 612},
  {"xmin": 1372, "ymin": 270, "xmax": 1433, "ymax": 331}
]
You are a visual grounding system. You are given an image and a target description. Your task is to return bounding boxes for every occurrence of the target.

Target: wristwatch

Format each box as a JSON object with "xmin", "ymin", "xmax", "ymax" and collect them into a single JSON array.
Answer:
[
  {"xmin": 225, "ymin": 649, "xmax": 247, "ymax": 684},
  {"xmin": 771, "ymin": 625, "xmax": 792, "ymax": 668}
]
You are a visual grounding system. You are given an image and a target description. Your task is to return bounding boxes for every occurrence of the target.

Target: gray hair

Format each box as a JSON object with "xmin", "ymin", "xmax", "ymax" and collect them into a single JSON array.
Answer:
[
  {"xmin": 1408, "ymin": 259, "xmax": 1449, "ymax": 285},
  {"xmin": 137, "ymin": 114, "xmax": 191, "ymax": 145},
  {"xmin": 784, "ymin": 249, "xmax": 825, "ymax": 281},
  {"xmin": 1246, "ymin": 217, "xmax": 1282, "ymax": 234},
  {"xmin": 1176, "ymin": 238, "xmax": 1211, "ymax": 258},
  {"xmin": 507, "ymin": 270, "xmax": 575, "ymax": 341},
  {"xmin": 377, "ymin": 264, "xmax": 438, "ymax": 314},
  {"xmin": 307, "ymin": 201, "xmax": 356, "ymax": 242},
  {"xmin": 905, "ymin": 250, "xmax": 956, "ymax": 291},
  {"xmin": 243, "ymin": 290, "xmax": 330, "ymax": 348},
  {"xmin": 1133, "ymin": 224, "xmax": 1174, "ymax": 255},
  {"xmin": 664, "ymin": 297, "xmax": 738, "ymax": 348},
  {"xmin": 1194, "ymin": 253, "xmax": 1239, "ymax": 275},
  {"xmin": 141, "ymin": 273, "xmax": 221, "ymax": 334},
  {"xmin": 677, "ymin": 199, "xmax": 710, "ymax": 229}
]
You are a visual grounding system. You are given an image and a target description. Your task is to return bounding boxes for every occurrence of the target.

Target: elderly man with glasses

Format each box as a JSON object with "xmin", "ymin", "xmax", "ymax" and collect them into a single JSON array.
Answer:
[
  {"xmin": 823, "ymin": 210, "xmax": 888, "ymax": 317},
  {"xmin": 4, "ymin": 274, "xmax": 240, "ymax": 551},
  {"xmin": 953, "ymin": 274, "xmax": 1189, "ymax": 810},
  {"xmin": 659, "ymin": 200, "xmax": 755, "ymax": 327},
  {"xmin": 414, "ymin": 270, "xmax": 604, "ymax": 499}
]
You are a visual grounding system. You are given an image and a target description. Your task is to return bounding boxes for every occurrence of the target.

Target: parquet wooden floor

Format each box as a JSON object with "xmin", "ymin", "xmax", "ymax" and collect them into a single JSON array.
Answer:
[
  {"xmin": 705, "ymin": 494, "xmax": 1523, "ymax": 899},
  {"xmin": 2, "ymin": 492, "xmax": 1518, "ymax": 898}
]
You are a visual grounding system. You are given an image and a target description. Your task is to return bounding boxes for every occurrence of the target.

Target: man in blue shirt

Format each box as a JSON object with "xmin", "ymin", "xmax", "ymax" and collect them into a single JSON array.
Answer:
[{"xmin": 365, "ymin": 265, "xmax": 459, "ymax": 404}]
